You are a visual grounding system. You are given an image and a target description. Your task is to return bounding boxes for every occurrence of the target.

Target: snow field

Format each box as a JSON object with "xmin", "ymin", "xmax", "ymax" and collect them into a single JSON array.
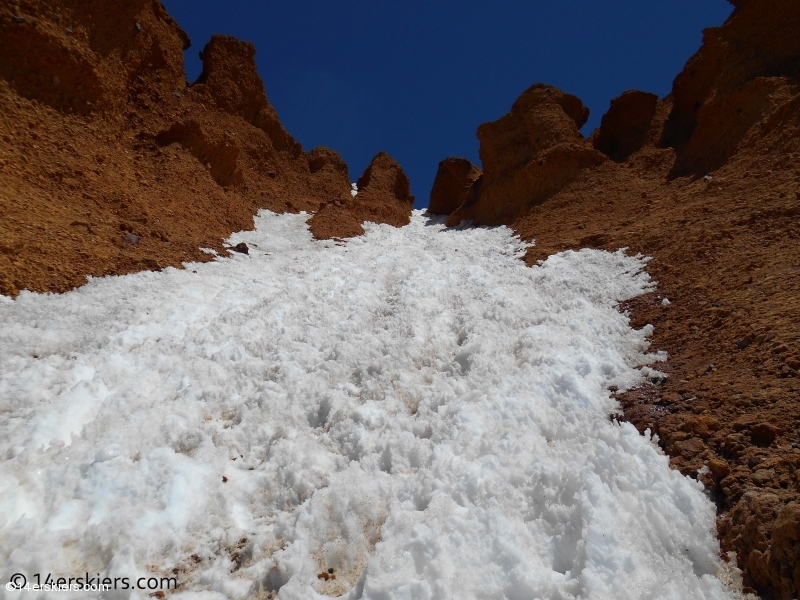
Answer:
[{"xmin": 0, "ymin": 211, "xmax": 734, "ymax": 599}]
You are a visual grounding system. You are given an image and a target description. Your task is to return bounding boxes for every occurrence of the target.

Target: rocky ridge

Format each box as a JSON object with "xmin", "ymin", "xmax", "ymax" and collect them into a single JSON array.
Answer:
[
  {"xmin": 0, "ymin": 0, "xmax": 411, "ymax": 297},
  {"xmin": 308, "ymin": 151, "xmax": 414, "ymax": 240},
  {"xmin": 429, "ymin": 1, "xmax": 800, "ymax": 597}
]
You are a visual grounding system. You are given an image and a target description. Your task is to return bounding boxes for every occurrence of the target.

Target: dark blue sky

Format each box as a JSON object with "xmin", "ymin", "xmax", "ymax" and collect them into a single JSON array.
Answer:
[{"xmin": 161, "ymin": 0, "xmax": 733, "ymax": 208}]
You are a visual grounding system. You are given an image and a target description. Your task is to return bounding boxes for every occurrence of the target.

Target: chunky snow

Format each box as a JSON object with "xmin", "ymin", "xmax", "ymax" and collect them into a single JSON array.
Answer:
[{"xmin": 0, "ymin": 211, "xmax": 733, "ymax": 599}]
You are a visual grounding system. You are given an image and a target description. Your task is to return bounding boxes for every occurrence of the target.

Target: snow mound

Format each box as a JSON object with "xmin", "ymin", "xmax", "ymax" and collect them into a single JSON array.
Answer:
[{"xmin": 0, "ymin": 211, "xmax": 732, "ymax": 599}]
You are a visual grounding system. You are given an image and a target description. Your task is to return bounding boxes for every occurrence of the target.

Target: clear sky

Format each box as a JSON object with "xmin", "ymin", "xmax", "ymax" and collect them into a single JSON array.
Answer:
[{"xmin": 161, "ymin": 0, "xmax": 733, "ymax": 208}]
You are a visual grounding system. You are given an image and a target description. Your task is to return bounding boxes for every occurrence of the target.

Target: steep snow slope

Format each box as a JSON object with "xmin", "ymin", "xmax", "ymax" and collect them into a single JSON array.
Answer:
[{"xmin": 0, "ymin": 212, "xmax": 733, "ymax": 599}]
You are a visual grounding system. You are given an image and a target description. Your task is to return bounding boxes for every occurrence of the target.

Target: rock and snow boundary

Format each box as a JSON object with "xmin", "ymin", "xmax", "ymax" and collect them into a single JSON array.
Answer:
[{"xmin": 1, "ymin": 211, "xmax": 736, "ymax": 599}]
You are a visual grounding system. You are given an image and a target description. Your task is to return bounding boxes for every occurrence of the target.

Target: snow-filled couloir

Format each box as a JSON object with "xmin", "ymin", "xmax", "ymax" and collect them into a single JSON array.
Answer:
[{"xmin": 0, "ymin": 211, "xmax": 735, "ymax": 599}]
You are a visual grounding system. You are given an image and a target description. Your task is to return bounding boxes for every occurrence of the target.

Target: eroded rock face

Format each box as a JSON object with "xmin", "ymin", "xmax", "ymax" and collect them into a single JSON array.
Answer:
[
  {"xmin": 720, "ymin": 492, "xmax": 800, "ymax": 599},
  {"xmin": 0, "ymin": 0, "xmax": 405, "ymax": 296},
  {"xmin": 305, "ymin": 146, "xmax": 353, "ymax": 203},
  {"xmin": 772, "ymin": 503, "xmax": 800, "ymax": 598},
  {"xmin": 189, "ymin": 34, "xmax": 302, "ymax": 157},
  {"xmin": 591, "ymin": 90, "xmax": 659, "ymax": 162},
  {"xmin": 447, "ymin": 84, "xmax": 605, "ymax": 226},
  {"xmin": 478, "ymin": 83, "xmax": 589, "ymax": 180},
  {"xmin": 307, "ymin": 146, "xmax": 349, "ymax": 178},
  {"xmin": 354, "ymin": 151, "xmax": 415, "ymax": 224},
  {"xmin": 192, "ymin": 35, "xmax": 266, "ymax": 121},
  {"xmin": 428, "ymin": 157, "xmax": 482, "ymax": 216},
  {"xmin": 308, "ymin": 152, "xmax": 414, "ymax": 240},
  {"xmin": 0, "ymin": 0, "xmax": 188, "ymax": 114},
  {"xmin": 305, "ymin": 201, "xmax": 366, "ymax": 240},
  {"xmin": 661, "ymin": 0, "xmax": 800, "ymax": 175},
  {"xmin": 155, "ymin": 120, "xmax": 243, "ymax": 187}
]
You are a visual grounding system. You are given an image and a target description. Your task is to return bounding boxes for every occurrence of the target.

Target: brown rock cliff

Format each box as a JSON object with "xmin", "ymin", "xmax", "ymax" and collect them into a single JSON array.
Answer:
[
  {"xmin": 590, "ymin": 90, "xmax": 660, "ymax": 162},
  {"xmin": 308, "ymin": 151, "xmax": 414, "ymax": 240},
  {"xmin": 661, "ymin": 0, "xmax": 800, "ymax": 176},
  {"xmin": 445, "ymin": 84, "xmax": 605, "ymax": 226},
  {"xmin": 428, "ymin": 157, "xmax": 481, "ymax": 216},
  {"xmin": 0, "ymin": 1, "xmax": 410, "ymax": 297}
]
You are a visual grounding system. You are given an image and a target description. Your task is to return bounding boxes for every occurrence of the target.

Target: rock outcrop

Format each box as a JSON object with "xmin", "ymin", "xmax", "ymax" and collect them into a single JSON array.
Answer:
[
  {"xmin": 354, "ymin": 151, "xmax": 415, "ymax": 224},
  {"xmin": 591, "ymin": 90, "xmax": 660, "ymax": 162},
  {"xmin": 0, "ymin": 1, "xmax": 405, "ymax": 297},
  {"xmin": 308, "ymin": 152, "xmax": 414, "ymax": 240},
  {"xmin": 428, "ymin": 157, "xmax": 481, "ymax": 216},
  {"xmin": 446, "ymin": 84, "xmax": 605, "ymax": 226},
  {"xmin": 720, "ymin": 492, "xmax": 800, "ymax": 599},
  {"xmin": 661, "ymin": 0, "xmax": 800, "ymax": 176},
  {"xmin": 189, "ymin": 34, "xmax": 302, "ymax": 157}
]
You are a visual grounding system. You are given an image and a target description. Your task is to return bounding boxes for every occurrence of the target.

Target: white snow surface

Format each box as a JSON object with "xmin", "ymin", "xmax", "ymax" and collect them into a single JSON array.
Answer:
[{"xmin": 0, "ymin": 211, "xmax": 733, "ymax": 600}]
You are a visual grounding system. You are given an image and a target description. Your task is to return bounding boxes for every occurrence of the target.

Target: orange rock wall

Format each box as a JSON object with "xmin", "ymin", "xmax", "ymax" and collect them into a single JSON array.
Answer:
[
  {"xmin": 308, "ymin": 151, "xmax": 414, "ymax": 240},
  {"xmin": 0, "ymin": 1, "xmax": 409, "ymax": 296}
]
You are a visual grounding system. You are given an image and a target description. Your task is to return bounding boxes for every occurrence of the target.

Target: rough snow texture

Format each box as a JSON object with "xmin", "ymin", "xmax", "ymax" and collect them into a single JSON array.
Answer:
[{"xmin": 0, "ymin": 212, "xmax": 733, "ymax": 600}]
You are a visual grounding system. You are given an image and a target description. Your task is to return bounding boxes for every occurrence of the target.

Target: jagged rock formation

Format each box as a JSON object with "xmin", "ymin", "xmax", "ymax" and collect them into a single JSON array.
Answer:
[
  {"xmin": 308, "ymin": 151, "xmax": 414, "ymax": 240},
  {"xmin": 428, "ymin": 157, "xmax": 481, "ymax": 216},
  {"xmin": 661, "ymin": 0, "xmax": 800, "ymax": 176},
  {"xmin": 0, "ymin": 1, "xmax": 408, "ymax": 297},
  {"xmin": 188, "ymin": 34, "xmax": 302, "ymax": 158},
  {"xmin": 354, "ymin": 151, "xmax": 414, "ymax": 222},
  {"xmin": 430, "ymin": 1, "xmax": 800, "ymax": 597},
  {"xmin": 590, "ymin": 90, "xmax": 660, "ymax": 162},
  {"xmin": 444, "ymin": 84, "xmax": 606, "ymax": 226}
]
